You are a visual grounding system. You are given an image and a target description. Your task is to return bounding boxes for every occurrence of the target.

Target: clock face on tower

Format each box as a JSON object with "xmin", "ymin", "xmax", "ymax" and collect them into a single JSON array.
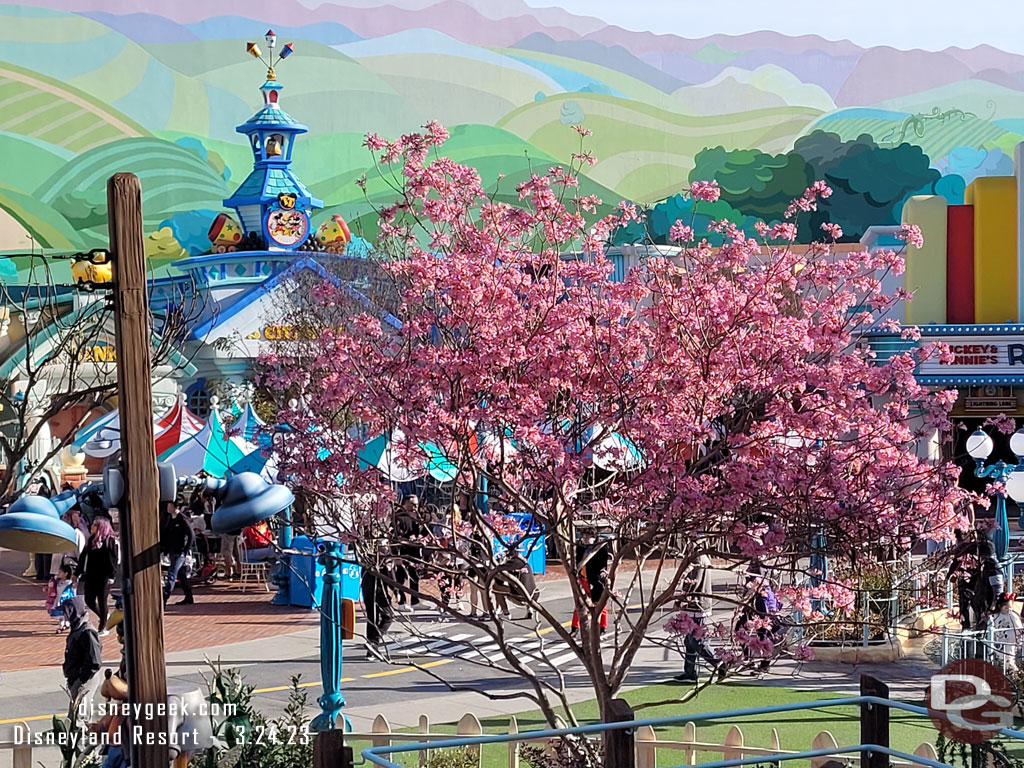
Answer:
[{"xmin": 265, "ymin": 207, "xmax": 309, "ymax": 248}]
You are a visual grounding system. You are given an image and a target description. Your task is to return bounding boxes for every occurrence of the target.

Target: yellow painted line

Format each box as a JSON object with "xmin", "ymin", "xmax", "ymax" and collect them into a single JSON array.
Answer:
[
  {"xmin": 363, "ymin": 659, "xmax": 453, "ymax": 679},
  {"xmin": 252, "ymin": 677, "xmax": 354, "ymax": 694},
  {"xmin": 0, "ymin": 713, "xmax": 54, "ymax": 724}
]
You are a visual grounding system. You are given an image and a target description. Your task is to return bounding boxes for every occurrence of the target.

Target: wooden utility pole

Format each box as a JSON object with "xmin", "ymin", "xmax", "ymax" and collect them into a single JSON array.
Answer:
[{"xmin": 109, "ymin": 172, "xmax": 168, "ymax": 767}]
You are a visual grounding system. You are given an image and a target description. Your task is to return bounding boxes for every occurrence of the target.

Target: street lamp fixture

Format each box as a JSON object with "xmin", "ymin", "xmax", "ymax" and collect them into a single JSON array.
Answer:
[
  {"xmin": 966, "ymin": 427, "xmax": 1024, "ymax": 571},
  {"xmin": 0, "ymin": 491, "xmax": 78, "ymax": 553}
]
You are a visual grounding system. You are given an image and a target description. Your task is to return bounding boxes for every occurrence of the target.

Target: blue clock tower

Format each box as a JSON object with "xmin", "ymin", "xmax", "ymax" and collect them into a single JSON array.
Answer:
[{"xmin": 224, "ymin": 31, "xmax": 323, "ymax": 251}]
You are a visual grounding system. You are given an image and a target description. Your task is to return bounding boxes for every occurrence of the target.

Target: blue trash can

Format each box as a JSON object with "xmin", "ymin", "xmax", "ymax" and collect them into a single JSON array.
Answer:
[
  {"xmin": 288, "ymin": 536, "xmax": 362, "ymax": 608},
  {"xmin": 498, "ymin": 513, "xmax": 546, "ymax": 575}
]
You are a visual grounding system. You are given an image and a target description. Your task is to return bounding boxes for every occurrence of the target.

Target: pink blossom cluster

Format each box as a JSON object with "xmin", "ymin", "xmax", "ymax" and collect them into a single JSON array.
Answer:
[
  {"xmin": 689, "ymin": 180, "xmax": 721, "ymax": 202},
  {"xmin": 895, "ymin": 223, "xmax": 925, "ymax": 249},
  {"xmin": 784, "ymin": 181, "xmax": 833, "ymax": 219},
  {"xmin": 668, "ymin": 220, "xmax": 694, "ymax": 243}
]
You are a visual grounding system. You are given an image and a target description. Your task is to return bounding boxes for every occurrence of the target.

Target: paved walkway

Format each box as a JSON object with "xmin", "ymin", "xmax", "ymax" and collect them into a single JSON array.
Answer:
[{"xmin": 0, "ymin": 564, "xmax": 319, "ymax": 672}]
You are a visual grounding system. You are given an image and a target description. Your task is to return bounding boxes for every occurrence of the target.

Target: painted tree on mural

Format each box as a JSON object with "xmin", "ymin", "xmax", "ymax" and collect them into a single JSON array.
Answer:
[
  {"xmin": 689, "ymin": 147, "xmax": 814, "ymax": 222},
  {"xmin": 265, "ymin": 124, "xmax": 971, "ymax": 764},
  {"xmin": 626, "ymin": 132, "xmax": 957, "ymax": 245}
]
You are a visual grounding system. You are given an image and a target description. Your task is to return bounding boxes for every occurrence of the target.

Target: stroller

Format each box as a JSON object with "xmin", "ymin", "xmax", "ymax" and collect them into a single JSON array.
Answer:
[{"xmin": 191, "ymin": 530, "xmax": 220, "ymax": 586}]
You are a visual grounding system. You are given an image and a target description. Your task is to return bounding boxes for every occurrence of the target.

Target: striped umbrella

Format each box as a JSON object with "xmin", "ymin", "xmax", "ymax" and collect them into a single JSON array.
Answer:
[
  {"xmin": 154, "ymin": 399, "xmax": 206, "ymax": 456},
  {"xmin": 226, "ymin": 403, "xmax": 268, "ymax": 445},
  {"xmin": 158, "ymin": 408, "xmax": 253, "ymax": 478},
  {"xmin": 78, "ymin": 399, "xmax": 205, "ymax": 459},
  {"xmin": 582, "ymin": 423, "xmax": 644, "ymax": 472},
  {"xmin": 358, "ymin": 430, "xmax": 457, "ymax": 483}
]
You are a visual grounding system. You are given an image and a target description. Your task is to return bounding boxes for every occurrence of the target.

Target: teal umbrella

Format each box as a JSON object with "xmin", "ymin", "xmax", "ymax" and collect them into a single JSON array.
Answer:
[
  {"xmin": 357, "ymin": 430, "xmax": 457, "ymax": 483},
  {"xmin": 158, "ymin": 408, "xmax": 252, "ymax": 478}
]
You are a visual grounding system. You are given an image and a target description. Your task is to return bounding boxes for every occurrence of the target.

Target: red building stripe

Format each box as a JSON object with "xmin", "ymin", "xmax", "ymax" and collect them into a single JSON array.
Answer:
[{"xmin": 946, "ymin": 204, "xmax": 975, "ymax": 324}]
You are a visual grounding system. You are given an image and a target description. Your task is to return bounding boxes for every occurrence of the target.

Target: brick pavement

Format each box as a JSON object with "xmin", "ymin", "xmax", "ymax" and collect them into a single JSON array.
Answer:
[{"xmin": 0, "ymin": 566, "xmax": 319, "ymax": 673}]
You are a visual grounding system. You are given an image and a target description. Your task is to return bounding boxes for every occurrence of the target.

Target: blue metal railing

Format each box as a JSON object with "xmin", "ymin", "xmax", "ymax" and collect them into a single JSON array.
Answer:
[{"xmin": 361, "ymin": 695, "xmax": 1024, "ymax": 768}]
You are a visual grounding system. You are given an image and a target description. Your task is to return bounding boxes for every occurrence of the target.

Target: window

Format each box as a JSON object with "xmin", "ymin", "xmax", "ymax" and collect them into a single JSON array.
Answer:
[{"xmin": 186, "ymin": 380, "xmax": 210, "ymax": 418}]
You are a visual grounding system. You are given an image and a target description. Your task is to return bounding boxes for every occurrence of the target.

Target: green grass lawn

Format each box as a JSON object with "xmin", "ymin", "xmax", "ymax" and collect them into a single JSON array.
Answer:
[{"xmin": 347, "ymin": 681, "xmax": 940, "ymax": 767}]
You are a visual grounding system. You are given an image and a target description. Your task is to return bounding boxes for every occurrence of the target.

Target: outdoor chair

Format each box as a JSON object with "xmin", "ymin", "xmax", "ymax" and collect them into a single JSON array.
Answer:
[{"xmin": 238, "ymin": 540, "xmax": 271, "ymax": 593}]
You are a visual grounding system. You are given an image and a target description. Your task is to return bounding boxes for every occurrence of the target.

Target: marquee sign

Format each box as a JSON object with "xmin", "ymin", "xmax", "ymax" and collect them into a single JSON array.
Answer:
[
  {"xmin": 917, "ymin": 336, "xmax": 1024, "ymax": 376},
  {"xmin": 865, "ymin": 324, "xmax": 1024, "ymax": 386}
]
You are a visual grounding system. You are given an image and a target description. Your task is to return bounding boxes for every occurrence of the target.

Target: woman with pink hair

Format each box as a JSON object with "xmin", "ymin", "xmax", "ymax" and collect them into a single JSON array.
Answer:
[{"xmin": 75, "ymin": 517, "xmax": 119, "ymax": 636}]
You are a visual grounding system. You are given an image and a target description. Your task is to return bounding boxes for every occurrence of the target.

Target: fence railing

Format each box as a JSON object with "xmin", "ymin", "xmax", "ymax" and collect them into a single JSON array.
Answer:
[
  {"xmin": 0, "ymin": 700, "xmax": 943, "ymax": 768},
  {"xmin": 361, "ymin": 695, "xmax": 1008, "ymax": 768},
  {"xmin": 338, "ymin": 710, "xmax": 940, "ymax": 768}
]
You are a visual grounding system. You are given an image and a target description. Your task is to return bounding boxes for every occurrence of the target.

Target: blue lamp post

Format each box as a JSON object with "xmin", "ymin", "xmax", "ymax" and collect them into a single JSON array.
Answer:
[
  {"xmin": 311, "ymin": 540, "xmax": 346, "ymax": 732},
  {"xmin": 966, "ymin": 428, "xmax": 1024, "ymax": 577}
]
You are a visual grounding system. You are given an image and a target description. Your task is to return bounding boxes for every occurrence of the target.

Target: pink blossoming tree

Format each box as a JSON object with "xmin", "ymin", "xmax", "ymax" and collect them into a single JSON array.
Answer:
[{"xmin": 262, "ymin": 122, "xmax": 970, "ymax": 754}]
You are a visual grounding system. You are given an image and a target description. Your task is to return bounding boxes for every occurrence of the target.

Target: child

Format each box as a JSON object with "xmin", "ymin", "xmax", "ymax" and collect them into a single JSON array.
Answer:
[
  {"xmin": 992, "ymin": 592, "xmax": 1022, "ymax": 671},
  {"xmin": 46, "ymin": 563, "xmax": 77, "ymax": 633}
]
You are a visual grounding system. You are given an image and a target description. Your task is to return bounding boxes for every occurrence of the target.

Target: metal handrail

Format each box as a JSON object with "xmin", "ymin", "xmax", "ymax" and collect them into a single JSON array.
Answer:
[{"xmin": 360, "ymin": 695, "xmax": 1024, "ymax": 767}]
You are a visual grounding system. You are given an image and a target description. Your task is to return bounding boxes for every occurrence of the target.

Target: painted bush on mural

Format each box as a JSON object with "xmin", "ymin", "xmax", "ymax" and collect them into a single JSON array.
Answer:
[{"xmin": 617, "ymin": 131, "xmax": 973, "ymax": 245}]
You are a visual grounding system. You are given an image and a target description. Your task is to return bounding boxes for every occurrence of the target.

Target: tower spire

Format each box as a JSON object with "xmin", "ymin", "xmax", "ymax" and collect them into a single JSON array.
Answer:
[{"xmin": 223, "ymin": 29, "xmax": 322, "ymax": 252}]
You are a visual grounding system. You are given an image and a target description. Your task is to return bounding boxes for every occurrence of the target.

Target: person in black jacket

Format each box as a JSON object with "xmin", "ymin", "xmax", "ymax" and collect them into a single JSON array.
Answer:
[
  {"xmin": 361, "ymin": 540, "xmax": 395, "ymax": 660},
  {"xmin": 970, "ymin": 538, "xmax": 1005, "ymax": 629},
  {"xmin": 76, "ymin": 517, "xmax": 119, "ymax": 636},
  {"xmin": 393, "ymin": 495, "xmax": 424, "ymax": 609},
  {"xmin": 62, "ymin": 596, "xmax": 101, "ymax": 702},
  {"xmin": 162, "ymin": 501, "xmax": 196, "ymax": 605}
]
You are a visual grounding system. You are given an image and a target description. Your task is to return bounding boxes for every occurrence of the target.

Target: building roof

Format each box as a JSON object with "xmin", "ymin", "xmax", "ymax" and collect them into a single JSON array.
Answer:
[
  {"xmin": 237, "ymin": 105, "xmax": 307, "ymax": 133},
  {"xmin": 223, "ymin": 166, "xmax": 323, "ymax": 210}
]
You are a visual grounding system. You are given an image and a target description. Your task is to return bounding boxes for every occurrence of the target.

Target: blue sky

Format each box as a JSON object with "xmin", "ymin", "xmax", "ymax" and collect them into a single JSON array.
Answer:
[{"xmin": 520, "ymin": 0, "xmax": 1021, "ymax": 54}]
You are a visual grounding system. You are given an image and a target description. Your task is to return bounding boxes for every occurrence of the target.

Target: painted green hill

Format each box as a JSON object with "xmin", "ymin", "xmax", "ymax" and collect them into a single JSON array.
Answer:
[
  {"xmin": 34, "ymin": 137, "xmax": 229, "ymax": 246},
  {"xmin": 0, "ymin": 132, "xmax": 73, "ymax": 192},
  {"xmin": 498, "ymin": 93, "xmax": 823, "ymax": 201},
  {"xmin": 0, "ymin": 6, "xmax": 245, "ymax": 141},
  {"xmin": 314, "ymin": 123, "xmax": 620, "ymax": 239},
  {"xmin": 0, "ymin": 181, "xmax": 82, "ymax": 250},
  {"xmin": 0, "ymin": 58, "xmax": 147, "ymax": 153},
  {"xmin": 807, "ymin": 109, "xmax": 1011, "ymax": 159}
]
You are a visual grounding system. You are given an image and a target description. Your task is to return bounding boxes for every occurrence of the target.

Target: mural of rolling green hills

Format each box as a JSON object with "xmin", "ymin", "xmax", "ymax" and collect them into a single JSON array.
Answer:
[{"xmin": 0, "ymin": 1, "xmax": 1022, "ymax": 258}]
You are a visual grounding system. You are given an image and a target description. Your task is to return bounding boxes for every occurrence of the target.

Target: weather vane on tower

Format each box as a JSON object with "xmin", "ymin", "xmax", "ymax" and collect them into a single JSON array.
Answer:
[{"xmin": 246, "ymin": 29, "xmax": 295, "ymax": 80}]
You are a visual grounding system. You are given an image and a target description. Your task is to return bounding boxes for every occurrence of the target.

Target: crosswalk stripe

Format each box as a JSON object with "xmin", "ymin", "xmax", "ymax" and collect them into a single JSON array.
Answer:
[
  {"xmin": 422, "ymin": 633, "xmax": 474, "ymax": 654},
  {"xmin": 377, "ymin": 629, "xmax": 586, "ymax": 672},
  {"xmin": 545, "ymin": 650, "xmax": 578, "ymax": 668}
]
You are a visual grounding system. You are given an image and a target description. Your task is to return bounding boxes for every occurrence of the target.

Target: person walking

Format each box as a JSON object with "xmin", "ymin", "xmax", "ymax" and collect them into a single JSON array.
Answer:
[
  {"xmin": 62, "ymin": 595, "xmax": 101, "ymax": 706},
  {"xmin": 76, "ymin": 517, "xmax": 118, "ymax": 636},
  {"xmin": 736, "ymin": 572, "xmax": 781, "ymax": 674},
  {"xmin": 463, "ymin": 527, "xmax": 489, "ymax": 618},
  {"xmin": 970, "ymin": 538, "xmax": 1005, "ymax": 630},
  {"xmin": 394, "ymin": 495, "xmax": 424, "ymax": 609},
  {"xmin": 675, "ymin": 553, "xmax": 717, "ymax": 683},
  {"xmin": 361, "ymin": 540, "xmax": 395, "ymax": 659},
  {"xmin": 675, "ymin": 595, "xmax": 720, "ymax": 683},
  {"xmin": 992, "ymin": 592, "xmax": 1022, "ymax": 670},
  {"xmin": 161, "ymin": 501, "xmax": 196, "ymax": 606},
  {"xmin": 221, "ymin": 526, "xmax": 243, "ymax": 580},
  {"xmin": 571, "ymin": 534, "xmax": 610, "ymax": 635},
  {"xmin": 946, "ymin": 530, "xmax": 980, "ymax": 631}
]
